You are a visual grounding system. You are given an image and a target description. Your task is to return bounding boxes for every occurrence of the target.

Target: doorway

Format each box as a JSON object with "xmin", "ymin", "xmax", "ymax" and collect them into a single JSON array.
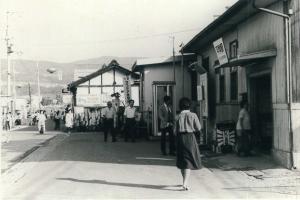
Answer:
[
  {"xmin": 250, "ymin": 74, "xmax": 273, "ymax": 153},
  {"xmin": 152, "ymin": 83, "xmax": 175, "ymax": 136}
]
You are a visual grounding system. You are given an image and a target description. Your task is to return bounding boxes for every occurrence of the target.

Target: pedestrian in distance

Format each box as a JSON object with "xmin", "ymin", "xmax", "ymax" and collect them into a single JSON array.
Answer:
[
  {"xmin": 102, "ymin": 101, "xmax": 117, "ymax": 142},
  {"xmin": 32, "ymin": 111, "xmax": 38, "ymax": 126},
  {"xmin": 5, "ymin": 112, "xmax": 12, "ymax": 131},
  {"xmin": 54, "ymin": 110, "xmax": 61, "ymax": 130},
  {"xmin": 123, "ymin": 99, "xmax": 137, "ymax": 142},
  {"xmin": 4, "ymin": 112, "xmax": 13, "ymax": 143},
  {"xmin": 176, "ymin": 97, "xmax": 202, "ymax": 191},
  {"xmin": 65, "ymin": 109, "xmax": 74, "ymax": 134},
  {"xmin": 37, "ymin": 110, "xmax": 47, "ymax": 134},
  {"xmin": 159, "ymin": 95, "xmax": 176, "ymax": 156},
  {"xmin": 236, "ymin": 100, "xmax": 252, "ymax": 156}
]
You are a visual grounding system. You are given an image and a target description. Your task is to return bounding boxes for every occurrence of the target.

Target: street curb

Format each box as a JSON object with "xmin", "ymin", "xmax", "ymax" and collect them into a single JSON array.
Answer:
[{"xmin": 2, "ymin": 134, "xmax": 58, "ymax": 174}]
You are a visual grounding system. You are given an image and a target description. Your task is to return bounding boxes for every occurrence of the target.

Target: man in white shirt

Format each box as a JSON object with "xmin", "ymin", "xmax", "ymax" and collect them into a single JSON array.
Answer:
[
  {"xmin": 38, "ymin": 110, "xmax": 47, "ymax": 134},
  {"xmin": 123, "ymin": 99, "xmax": 137, "ymax": 142},
  {"xmin": 102, "ymin": 101, "xmax": 117, "ymax": 142},
  {"xmin": 236, "ymin": 101, "xmax": 252, "ymax": 156}
]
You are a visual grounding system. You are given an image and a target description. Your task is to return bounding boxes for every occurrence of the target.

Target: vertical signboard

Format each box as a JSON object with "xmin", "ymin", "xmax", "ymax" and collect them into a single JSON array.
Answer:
[
  {"xmin": 198, "ymin": 73, "xmax": 208, "ymax": 117},
  {"xmin": 213, "ymin": 38, "xmax": 228, "ymax": 65},
  {"xmin": 123, "ymin": 76, "xmax": 131, "ymax": 105}
]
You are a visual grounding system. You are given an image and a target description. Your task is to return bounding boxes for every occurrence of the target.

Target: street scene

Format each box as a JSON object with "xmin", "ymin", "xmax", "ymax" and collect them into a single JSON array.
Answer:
[{"xmin": 1, "ymin": 0, "xmax": 300, "ymax": 199}]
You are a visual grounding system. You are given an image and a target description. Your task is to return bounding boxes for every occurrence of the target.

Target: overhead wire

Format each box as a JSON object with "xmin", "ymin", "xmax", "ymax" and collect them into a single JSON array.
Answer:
[{"xmin": 29, "ymin": 27, "xmax": 203, "ymax": 47}]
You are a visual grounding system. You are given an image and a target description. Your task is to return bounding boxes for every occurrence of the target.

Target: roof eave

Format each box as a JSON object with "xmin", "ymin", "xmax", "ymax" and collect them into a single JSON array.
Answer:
[{"xmin": 182, "ymin": 0, "xmax": 281, "ymax": 53}]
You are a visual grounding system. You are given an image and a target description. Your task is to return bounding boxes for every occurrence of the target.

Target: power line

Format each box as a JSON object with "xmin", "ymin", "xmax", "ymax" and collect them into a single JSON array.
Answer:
[{"xmin": 29, "ymin": 27, "xmax": 202, "ymax": 47}]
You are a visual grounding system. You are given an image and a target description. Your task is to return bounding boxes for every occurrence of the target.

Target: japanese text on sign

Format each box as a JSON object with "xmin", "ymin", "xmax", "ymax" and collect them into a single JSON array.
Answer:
[{"xmin": 213, "ymin": 38, "xmax": 228, "ymax": 65}]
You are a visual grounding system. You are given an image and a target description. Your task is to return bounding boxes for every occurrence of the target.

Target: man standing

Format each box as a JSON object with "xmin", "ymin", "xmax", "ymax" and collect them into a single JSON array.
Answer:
[
  {"xmin": 37, "ymin": 110, "xmax": 47, "ymax": 134},
  {"xmin": 236, "ymin": 100, "xmax": 252, "ymax": 156},
  {"xmin": 54, "ymin": 110, "xmax": 61, "ymax": 130},
  {"xmin": 159, "ymin": 96, "xmax": 175, "ymax": 156},
  {"xmin": 102, "ymin": 101, "xmax": 117, "ymax": 142},
  {"xmin": 5, "ymin": 112, "xmax": 12, "ymax": 131},
  {"xmin": 123, "ymin": 99, "xmax": 137, "ymax": 142}
]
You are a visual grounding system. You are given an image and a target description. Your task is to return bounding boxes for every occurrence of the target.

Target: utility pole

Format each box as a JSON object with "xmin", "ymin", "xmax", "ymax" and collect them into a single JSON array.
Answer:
[
  {"xmin": 180, "ymin": 43, "xmax": 184, "ymax": 96},
  {"xmin": 170, "ymin": 36, "xmax": 175, "ymax": 82},
  {"xmin": 12, "ymin": 60, "xmax": 16, "ymax": 113},
  {"xmin": 5, "ymin": 11, "xmax": 14, "ymax": 112},
  {"xmin": 28, "ymin": 83, "xmax": 32, "ymax": 113},
  {"xmin": 36, "ymin": 61, "xmax": 41, "ymax": 109},
  {"xmin": 172, "ymin": 36, "xmax": 176, "ymax": 82}
]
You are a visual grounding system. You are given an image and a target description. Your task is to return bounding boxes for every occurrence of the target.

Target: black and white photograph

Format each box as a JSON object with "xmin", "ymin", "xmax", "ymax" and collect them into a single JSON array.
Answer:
[{"xmin": 1, "ymin": 0, "xmax": 300, "ymax": 199}]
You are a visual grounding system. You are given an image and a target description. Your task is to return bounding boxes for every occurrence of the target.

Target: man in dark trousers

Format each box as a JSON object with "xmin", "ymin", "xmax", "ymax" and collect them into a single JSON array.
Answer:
[
  {"xmin": 102, "ymin": 101, "xmax": 117, "ymax": 142},
  {"xmin": 123, "ymin": 99, "xmax": 137, "ymax": 142},
  {"xmin": 159, "ymin": 95, "xmax": 175, "ymax": 156}
]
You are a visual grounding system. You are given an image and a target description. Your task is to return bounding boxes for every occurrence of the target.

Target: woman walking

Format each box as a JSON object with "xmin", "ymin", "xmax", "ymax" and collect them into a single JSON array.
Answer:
[{"xmin": 176, "ymin": 97, "xmax": 202, "ymax": 191}]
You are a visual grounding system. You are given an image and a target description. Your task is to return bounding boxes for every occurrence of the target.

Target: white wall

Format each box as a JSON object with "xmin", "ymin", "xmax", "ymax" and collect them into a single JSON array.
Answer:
[{"xmin": 143, "ymin": 63, "xmax": 191, "ymax": 112}]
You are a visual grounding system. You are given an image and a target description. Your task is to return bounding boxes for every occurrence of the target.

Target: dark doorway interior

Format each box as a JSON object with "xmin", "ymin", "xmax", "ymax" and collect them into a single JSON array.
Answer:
[{"xmin": 251, "ymin": 74, "xmax": 273, "ymax": 153}]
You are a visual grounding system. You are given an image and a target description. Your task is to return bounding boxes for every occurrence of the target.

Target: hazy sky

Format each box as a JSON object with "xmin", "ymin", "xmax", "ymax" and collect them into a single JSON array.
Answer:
[{"xmin": 0, "ymin": 0, "xmax": 237, "ymax": 62}]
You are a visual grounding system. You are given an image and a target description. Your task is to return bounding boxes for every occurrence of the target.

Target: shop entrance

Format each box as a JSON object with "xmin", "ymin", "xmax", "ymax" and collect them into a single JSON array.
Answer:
[
  {"xmin": 250, "ymin": 74, "xmax": 273, "ymax": 153},
  {"xmin": 152, "ymin": 82, "xmax": 175, "ymax": 136}
]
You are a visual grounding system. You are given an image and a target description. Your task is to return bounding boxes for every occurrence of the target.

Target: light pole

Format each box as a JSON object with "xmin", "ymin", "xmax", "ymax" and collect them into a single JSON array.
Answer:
[
  {"xmin": 37, "ymin": 61, "xmax": 41, "ymax": 109},
  {"xmin": 36, "ymin": 62, "xmax": 58, "ymax": 109},
  {"xmin": 169, "ymin": 36, "xmax": 176, "ymax": 82}
]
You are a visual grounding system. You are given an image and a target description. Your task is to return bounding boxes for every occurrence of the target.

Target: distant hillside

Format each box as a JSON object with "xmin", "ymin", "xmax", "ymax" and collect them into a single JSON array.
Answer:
[{"xmin": 0, "ymin": 56, "xmax": 140, "ymax": 98}]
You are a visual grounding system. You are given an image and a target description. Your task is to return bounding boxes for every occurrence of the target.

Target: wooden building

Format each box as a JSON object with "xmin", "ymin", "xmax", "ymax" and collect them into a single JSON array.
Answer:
[
  {"xmin": 132, "ymin": 55, "xmax": 195, "ymax": 136},
  {"xmin": 68, "ymin": 60, "xmax": 140, "ymax": 111},
  {"xmin": 182, "ymin": 0, "xmax": 300, "ymax": 168}
]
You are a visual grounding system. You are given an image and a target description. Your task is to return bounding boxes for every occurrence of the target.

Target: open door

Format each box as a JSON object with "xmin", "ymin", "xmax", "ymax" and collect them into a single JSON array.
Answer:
[
  {"xmin": 152, "ymin": 82, "xmax": 175, "ymax": 136},
  {"xmin": 250, "ymin": 74, "xmax": 273, "ymax": 153}
]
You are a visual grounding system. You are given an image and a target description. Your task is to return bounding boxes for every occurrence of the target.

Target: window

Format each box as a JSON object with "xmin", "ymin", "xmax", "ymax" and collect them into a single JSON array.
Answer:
[
  {"xmin": 219, "ymin": 74, "xmax": 225, "ymax": 102},
  {"xmin": 229, "ymin": 40, "xmax": 238, "ymax": 59},
  {"xmin": 230, "ymin": 68, "xmax": 238, "ymax": 101}
]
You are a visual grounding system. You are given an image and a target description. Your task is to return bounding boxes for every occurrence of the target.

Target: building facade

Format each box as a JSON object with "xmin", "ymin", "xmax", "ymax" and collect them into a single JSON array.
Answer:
[
  {"xmin": 68, "ymin": 60, "xmax": 140, "ymax": 111},
  {"xmin": 182, "ymin": 0, "xmax": 300, "ymax": 168},
  {"xmin": 132, "ymin": 55, "xmax": 195, "ymax": 136}
]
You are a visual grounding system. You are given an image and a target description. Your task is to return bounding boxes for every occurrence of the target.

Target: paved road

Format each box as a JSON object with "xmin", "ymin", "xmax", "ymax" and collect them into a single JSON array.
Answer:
[{"xmin": 2, "ymin": 132, "xmax": 299, "ymax": 199}]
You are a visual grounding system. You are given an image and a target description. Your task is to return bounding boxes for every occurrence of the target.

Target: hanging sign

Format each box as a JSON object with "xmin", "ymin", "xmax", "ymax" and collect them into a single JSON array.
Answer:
[
  {"xmin": 123, "ymin": 76, "xmax": 131, "ymax": 105},
  {"xmin": 199, "ymin": 73, "xmax": 208, "ymax": 117},
  {"xmin": 213, "ymin": 38, "xmax": 228, "ymax": 65}
]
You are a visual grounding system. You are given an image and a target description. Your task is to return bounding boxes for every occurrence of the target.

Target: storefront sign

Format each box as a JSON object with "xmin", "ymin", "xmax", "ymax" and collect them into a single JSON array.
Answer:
[
  {"xmin": 76, "ymin": 95, "xmax": 101, "ymax": 107},
  {"xmin": 213, "ymin": 38, "xmax": 228, "ymax": 65},
  {"xmin": 62, "ymin": 94, "xmax": 72, "ymax": 104}
]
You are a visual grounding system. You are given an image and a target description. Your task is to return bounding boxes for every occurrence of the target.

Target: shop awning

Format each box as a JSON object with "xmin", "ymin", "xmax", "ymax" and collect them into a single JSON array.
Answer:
[{"xmin": 215, "ymin": 49, "xmax": 277, "ymax": 69}]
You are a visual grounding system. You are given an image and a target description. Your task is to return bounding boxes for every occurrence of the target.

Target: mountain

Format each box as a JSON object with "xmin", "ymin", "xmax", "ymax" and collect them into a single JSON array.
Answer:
[{"xmin": 0, "ymin": 56, "xmax": 140, "ymax": 98}]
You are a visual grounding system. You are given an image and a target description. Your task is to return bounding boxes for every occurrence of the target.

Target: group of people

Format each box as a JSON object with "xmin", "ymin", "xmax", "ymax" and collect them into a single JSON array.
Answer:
[
  {"xmin": 52, "ymin": 98, "xmax": 139, "ymax": 143},
  {"xmin": 2, "ymin": 112, "xmax": 23, "ymax": 131},
  {"xmin": 3, "ymin": 112, "xmax": 13, "ymax": 131},
  {"xmin": 102, "ymin": 99, "xmax": 138, "ymax": 142}
]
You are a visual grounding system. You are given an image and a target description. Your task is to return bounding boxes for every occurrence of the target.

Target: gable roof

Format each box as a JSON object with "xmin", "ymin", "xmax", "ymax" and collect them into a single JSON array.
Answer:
[
  {"xmin": 68, "ymin": 59, "xmax": 139, "ymax": 89},
  {"xmin": 182, "ymin": 0, "xmax": 280, "ymax": 53}
]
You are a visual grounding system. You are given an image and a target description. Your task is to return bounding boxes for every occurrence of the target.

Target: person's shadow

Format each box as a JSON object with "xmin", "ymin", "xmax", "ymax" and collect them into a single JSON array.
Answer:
[{"xmin": 57, "ymin": 178, "xmax": 183, "ymax": 191}]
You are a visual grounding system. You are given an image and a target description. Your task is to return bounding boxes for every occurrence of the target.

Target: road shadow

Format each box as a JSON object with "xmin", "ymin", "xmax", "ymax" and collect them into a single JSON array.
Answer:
[{"xmin": 57, "ymin": 177, "xmax": 183, "ymax": 191}]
